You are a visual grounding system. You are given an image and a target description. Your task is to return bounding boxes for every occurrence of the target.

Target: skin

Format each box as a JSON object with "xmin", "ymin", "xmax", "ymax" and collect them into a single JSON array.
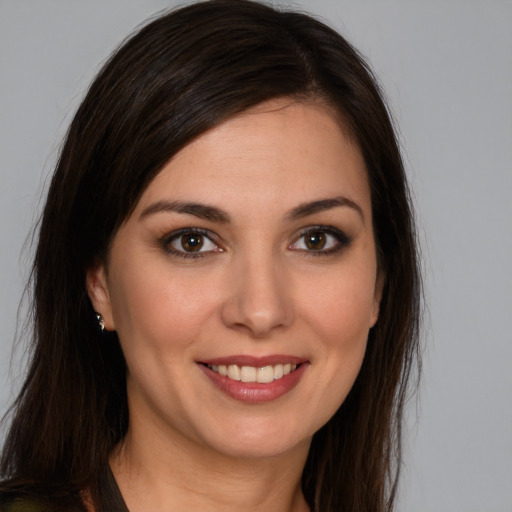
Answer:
[{"xmin": 87, "ymin": 99, "xmax": 382, "ymax": 512}]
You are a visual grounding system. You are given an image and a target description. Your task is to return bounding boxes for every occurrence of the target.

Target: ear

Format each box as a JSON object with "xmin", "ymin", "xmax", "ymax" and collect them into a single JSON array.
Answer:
[
  {"xmin": 370, "ymin": 270, "xmax": 385, "ymax": 327},
  {"xmin": 86, "ymin": 263, "xmax": 115, "ymax": 331}
]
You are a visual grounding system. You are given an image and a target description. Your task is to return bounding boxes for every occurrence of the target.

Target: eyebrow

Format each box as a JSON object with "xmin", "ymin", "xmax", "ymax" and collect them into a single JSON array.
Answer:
[
  {"xmin": 139, "ymin": 200, "xmax": 231, "ymax": 223},
  {"xmin": 139, "ymin": 195, "xmax": 364, "ymax": 224},
  {"xmin": 286, "ymin": 196, "xmax": 364, "ymax": 222}
]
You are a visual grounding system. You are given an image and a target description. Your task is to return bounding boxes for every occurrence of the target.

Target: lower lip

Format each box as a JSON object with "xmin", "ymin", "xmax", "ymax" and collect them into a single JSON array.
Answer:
[{"xmin": 199, "ymin": 363, "xmax": 308, "ymax": 403}]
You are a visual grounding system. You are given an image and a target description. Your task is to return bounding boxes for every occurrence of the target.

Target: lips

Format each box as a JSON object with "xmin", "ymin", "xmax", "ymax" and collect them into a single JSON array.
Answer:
[{"xmin": 198, "ymin": 355, "xmax": 308, "ymax": 403}]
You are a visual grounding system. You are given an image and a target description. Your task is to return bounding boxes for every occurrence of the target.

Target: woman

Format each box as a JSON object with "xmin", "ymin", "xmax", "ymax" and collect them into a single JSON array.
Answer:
[{"xmin": 0, "ymin": 0, "xmax": 421, "ymax": 510}]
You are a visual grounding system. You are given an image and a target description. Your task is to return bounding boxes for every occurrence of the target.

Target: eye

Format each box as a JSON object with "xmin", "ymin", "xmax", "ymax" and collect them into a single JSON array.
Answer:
[
  {"xmin": 163, "ymin": 228, "xmax": 221, "ymax": 257},
  {"xmin": 290, "ymin": 226, "xmax": 350, "ymax": 255}
]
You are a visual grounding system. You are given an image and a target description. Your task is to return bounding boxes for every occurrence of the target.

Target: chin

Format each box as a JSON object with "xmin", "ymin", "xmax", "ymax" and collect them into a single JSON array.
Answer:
[{"xmin": 191, "ymin": 413, "xmax": 318, "ymax": 461}]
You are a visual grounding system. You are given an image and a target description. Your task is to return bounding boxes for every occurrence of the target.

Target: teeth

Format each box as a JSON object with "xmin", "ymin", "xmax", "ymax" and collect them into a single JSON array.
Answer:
[
  {"xmin": 240, "ymin": 366, "xmax": 257, "ymax": 382},
  {"xmin": 207, "ymin": 363, "xmax": 300, "ymax": 383},
  {"xmin": 257, "ymin": 366, "xmax": 274, "ymax": 383},
  {"xmin": 274, "ymin": 364, "xmax": 284, "ymax": 379},
  {"xmin": 227, "ymin": 365, "xmax": 241, "ymax": 381}
]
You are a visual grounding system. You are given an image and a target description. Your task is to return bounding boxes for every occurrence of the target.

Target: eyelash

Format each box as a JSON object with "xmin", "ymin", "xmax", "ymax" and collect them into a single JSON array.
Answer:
[
  {"xmin": 290, "ymin": 225, "xmax": 351, "ymax": 256},
  {"xmin": 160, "ymin": 225, "xmax": 351, "ymax": 259},
  {"xmin": 161, "ymin": 228, "xmax": 221, "ymax": 259}
]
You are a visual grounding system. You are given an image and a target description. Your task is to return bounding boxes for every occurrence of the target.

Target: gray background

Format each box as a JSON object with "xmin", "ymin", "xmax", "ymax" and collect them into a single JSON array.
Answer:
[{"xmin": 1, "ymin": 1, "xmax": 511, "ymax": 511}]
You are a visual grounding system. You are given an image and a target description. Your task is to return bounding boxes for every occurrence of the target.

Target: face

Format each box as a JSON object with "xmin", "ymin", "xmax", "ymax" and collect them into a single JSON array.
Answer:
[{"xmin": 87, "ymin": 99, "xmax": 382, "ymax": 460}]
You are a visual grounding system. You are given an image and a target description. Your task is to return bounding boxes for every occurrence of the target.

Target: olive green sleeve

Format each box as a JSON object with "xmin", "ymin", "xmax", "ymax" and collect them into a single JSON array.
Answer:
[
  {"xmin": 0, "ymin": 495, "xmax": 85, "ymax": 512},
  {"xmin": 0, "ymin": 496, "xmax": 52, "ymax": 512}
]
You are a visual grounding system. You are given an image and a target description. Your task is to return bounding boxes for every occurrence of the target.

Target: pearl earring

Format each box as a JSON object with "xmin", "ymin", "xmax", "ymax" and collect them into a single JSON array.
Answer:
[{"xmin": 96, "ymin": 313, "xmax": 106, "ymax": 332}]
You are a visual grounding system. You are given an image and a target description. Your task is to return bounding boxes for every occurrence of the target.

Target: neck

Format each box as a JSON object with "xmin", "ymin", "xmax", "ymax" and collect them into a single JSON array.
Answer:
[{"xmin": 109, "ymin": 421, "xmax": 311, "ymax": 512}]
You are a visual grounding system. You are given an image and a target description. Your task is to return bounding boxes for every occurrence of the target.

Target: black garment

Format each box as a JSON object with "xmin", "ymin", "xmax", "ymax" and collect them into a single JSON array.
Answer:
[
  {"xmin": 95, "ymin": 465, "xmax": 129, "ymax": 512},
  {"xmin": 0, "ymin": 466, "xmax": 129, "ymax": 512}
]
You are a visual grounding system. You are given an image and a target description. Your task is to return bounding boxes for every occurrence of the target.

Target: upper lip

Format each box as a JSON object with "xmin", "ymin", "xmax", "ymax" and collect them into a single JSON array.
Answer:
[{"xmin": 199, "ymin": 355, "xmax": 308, "ymax": 367}]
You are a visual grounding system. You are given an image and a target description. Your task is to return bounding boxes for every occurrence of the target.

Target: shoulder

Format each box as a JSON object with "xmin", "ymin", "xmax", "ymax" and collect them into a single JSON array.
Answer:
[
  {"xmin": 0, "ymin": 491, "xmax": 86, "ymax": 512},
  {"xmin": 0, "ymin": 493, "xmax": 52, "ymax": 512}
]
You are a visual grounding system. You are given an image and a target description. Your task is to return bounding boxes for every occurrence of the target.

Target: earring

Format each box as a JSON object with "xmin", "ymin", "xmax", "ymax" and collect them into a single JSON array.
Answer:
[{"xmin": 96, "ymin": 313, "xmax": 106, "ymax": 332}]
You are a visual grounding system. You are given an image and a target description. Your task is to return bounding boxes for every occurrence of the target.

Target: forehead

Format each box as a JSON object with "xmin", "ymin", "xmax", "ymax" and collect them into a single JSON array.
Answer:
[{"xmin": 133, "ymin": 99, "xmax": 370, "ymax": 218}]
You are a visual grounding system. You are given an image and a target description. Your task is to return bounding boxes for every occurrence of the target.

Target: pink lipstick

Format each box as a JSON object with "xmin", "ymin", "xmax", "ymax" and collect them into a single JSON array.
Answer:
[{"xmin": 198, "ymin": 355, "xmax": 309, "ymax": 403}]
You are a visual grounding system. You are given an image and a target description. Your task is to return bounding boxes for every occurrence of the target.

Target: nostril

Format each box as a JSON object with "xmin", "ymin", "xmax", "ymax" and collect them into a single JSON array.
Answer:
[{"xmin": 220, "ymin": 285, "xmax": 294, "ymax": 338}]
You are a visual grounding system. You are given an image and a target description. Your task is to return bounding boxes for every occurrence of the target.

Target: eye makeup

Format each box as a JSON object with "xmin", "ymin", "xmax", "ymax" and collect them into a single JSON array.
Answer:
[
  {"xmin": 289, "ymin": 225, "xmax": 352, "ymax": 256},
  {"xmin": 157, "ymin": 223, "xmax": 352, "ymax": 261},
  {"xmin": 159, "ymin": 227, "xmax": 223, "ymax": 259}
]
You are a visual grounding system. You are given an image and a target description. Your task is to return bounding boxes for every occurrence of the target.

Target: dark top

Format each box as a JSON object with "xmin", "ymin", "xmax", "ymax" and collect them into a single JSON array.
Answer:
[{"xmin": 0, "ymin": 466, "xmax": 129, "ymax": 512}]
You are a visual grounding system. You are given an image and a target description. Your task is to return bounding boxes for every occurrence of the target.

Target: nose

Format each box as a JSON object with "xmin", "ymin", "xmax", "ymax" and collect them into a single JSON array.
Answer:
[{"xmin": 220, "ymin": 252, "xmax": 294, "ymax": 338}]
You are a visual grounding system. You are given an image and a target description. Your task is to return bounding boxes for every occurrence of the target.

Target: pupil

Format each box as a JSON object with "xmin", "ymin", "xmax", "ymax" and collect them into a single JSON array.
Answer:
[
  {"xmin": 182, "ymin": 234, "xmax": 203, "ymax": 252},
  {"xmin": 306, "ymin": 232, "xmax": 326, "ymax": 250}
]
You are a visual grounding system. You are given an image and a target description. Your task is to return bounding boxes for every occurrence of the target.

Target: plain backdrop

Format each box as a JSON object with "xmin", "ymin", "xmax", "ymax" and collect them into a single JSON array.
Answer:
[{"xmin": 1, "ymin": 1, "xmax": 511, "ymax": 511}]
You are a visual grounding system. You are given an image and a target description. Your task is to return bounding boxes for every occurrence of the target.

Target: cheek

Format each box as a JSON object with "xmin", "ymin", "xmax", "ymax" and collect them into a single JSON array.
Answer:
[
  {"xmin": 297, "ymin": 264, "xmax": 376, "ymax": 400},
  {"xmin": 301, "ymin": 266, "xmax": 377, "ymax": 343},
  {"xmin": 107, "ymin": 260, "xmax": 220, "ymax": 357},
  {"xmin": 318, "ymin": 293, "xmax": 369, "ymax": 385}
]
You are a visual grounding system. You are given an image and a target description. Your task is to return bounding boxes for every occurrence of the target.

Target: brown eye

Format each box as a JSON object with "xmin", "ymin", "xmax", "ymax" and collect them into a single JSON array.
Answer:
[
  {"xmin": 167, "ymin": 229, "xmax": 220, "ymax": 256},
  {"xmin": 181, "ymin": 233, "xmax": 204, "ymax": 252},
  {"xmin": 304, "ymin": 231, "xmax": 326, "ymax": 250},
  {"xmin": 289, "ymin": 226, "xmax": 350, "ymax": 255}
]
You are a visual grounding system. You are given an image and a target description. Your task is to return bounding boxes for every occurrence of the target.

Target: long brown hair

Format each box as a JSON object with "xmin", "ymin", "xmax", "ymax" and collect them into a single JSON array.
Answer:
[{"xmin": 1, "ymin": 1, "xmax": 422, "ymax": 510}]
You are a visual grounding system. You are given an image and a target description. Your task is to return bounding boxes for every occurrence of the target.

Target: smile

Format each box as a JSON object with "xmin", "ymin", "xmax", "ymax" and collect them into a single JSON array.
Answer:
[
  {"xmin": 199, "ymin": 356, "xmax": 308, "ymax": 403},
  {"xmin": 206, "ymin": 363, "xmax": 298, "ymax": 383}
]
